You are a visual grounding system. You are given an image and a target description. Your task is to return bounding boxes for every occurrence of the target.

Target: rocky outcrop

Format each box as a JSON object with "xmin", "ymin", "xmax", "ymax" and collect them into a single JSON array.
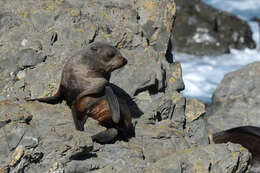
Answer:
[
  {"xmin": 206, "ymin": 62, "xmax": 260, "ymax": 172},
  {"xmin": 0, "ymin": 101, "xmax": 251, "ymax": 173},
  {"xmin": 145, "ymin": 143, "xmax": 251, "ymax": 173},
  {"xmin": 206, "ymin": 62, "xmax": 260, "ymax": 134},
  {"xmin": 0, "ymin": 0, "xmax": 253, "ymax": 172},
  {"xmin": 173, "ymin": 0, "xmax": 256, "ymax": 56}
]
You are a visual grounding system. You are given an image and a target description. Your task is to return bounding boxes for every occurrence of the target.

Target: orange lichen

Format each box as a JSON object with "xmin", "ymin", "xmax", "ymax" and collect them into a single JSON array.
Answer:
[
  {"xmin": 169, "ymin": 77, "xmax": 175, "ymax": 84},
  {"xmin": 144, "ymin": 0, "xmax": 157, "ymax": 11}
]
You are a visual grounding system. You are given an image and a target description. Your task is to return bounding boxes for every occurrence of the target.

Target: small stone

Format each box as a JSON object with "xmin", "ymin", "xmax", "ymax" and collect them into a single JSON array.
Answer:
[
  {"xmin": 67, "ymin": 131, "xmax": 93, "ymax": 160},
  {"xmin": 185, "ymin": 98, "xmax": 205, "ymax": 122},
  {"xmin": 0, "ymin": 166, "xmax": 9, "ymax": 173},
  {"xmin": 21, "ymin": 39, "xmax": 28, "ymax": 46},
  {"xmin": 9, "ymin": 145, "xmax": 24, "ymax": 167},
  {"xmin": 49, "ymin": 162, "xmax": 64, "ymax": 173},
  {"xmin": 16, "ymin": 71, "xmax": 26, "ymax": 80}
]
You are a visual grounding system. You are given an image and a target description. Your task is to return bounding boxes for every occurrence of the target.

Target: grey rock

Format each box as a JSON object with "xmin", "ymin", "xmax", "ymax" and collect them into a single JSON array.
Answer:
[
  {"xmin": 174, "ymin": 0, "xmax": 256, "ymax": 56},
  {"xmin": 134, "ymin": 120, "xmax": 191, "ymax": 163},
  {"xmin": 6, "ymin": 127, "xmax": 26, "ymax": 151},
  {"xmin": 0, "ymin": 12, "xmax": 22, "ymax": 34},
  {"xmin": 0, "ymin": 0, "xmax": 243, "ymax": 173},
  {"xmin": 65, "ymin": 160, "xmax": 100, "ymax": 173},
  {"xmin": 206, "ymin": 62, "xmax": 260, "ymax": 134},
  {"xmin": 16, "ymin": 49, "xmax": 46, "ymax": 71},
  {"xmin": 184, "ymin": 98, "xmax": 208, "ymax": 146},
  {"xmin": 155, "ymin": 99, "xmax": 174, "ymax": 121},
  {"xmin": 91, "ymin": 128, "xmax": 118, "ymax": 144},
  {"xmin": 30, "ymin": 12, "xmax": 55, "ymax": 30},
  {"xmin": 65, "ymin": 143, "xmax": 146, "ymax": 173},
  {"xmin": 185, "ymin": 118, "xmax": 209, "ymax": 146},
  {"xmin": 171, "ymin": 91, "xmax": 186, "ymax": 130},
  {"xmin": 165, "ymin": 62, "xmax": 185, "ymax": 92},
  {"xmin": 10, "ymin": 149, "xmax": 44, "ymax": 173},
  {"xmin": 110, "ymin": 48, "xmax": 166, "ymax": 96},
  {"xmin": 0, "ymin": 101, "xmax": 93, "ymax": 172},
  {"xmin": 0, "ymin": 129, "xmax": 11, "ymax": 166},
  {"xmin": 145, "ymin": 143, "xmax": 251, "ymax": 173}
]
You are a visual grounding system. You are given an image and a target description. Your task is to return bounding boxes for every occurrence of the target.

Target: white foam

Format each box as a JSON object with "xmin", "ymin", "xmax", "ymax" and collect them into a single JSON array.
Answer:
[
  {"xmin": 176, "ymin": 48, "xmax": 260, "ymax": 102},
  {"xmin": 176, "ymin": 0, "xmax": 260, "ymax": 103},
  {"xmin": 202, "ymin": 0, "xmax": 260, "ymax": 19}
]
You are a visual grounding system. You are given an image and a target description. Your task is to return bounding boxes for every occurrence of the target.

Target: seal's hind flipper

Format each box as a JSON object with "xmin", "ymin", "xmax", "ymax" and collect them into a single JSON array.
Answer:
[
  {"xmin": 91, "ymin": 128, "xmax": 118, "ymax": 144},
  {"xmin": 26, "ymin": 86, "xmax": 63, "ymax": 104},
  {"xmin": 105, "ymin": 86, "xmax": 120, "ymax": 124}
]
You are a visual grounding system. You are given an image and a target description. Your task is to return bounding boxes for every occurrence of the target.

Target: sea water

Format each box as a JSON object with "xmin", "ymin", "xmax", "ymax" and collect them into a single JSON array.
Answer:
[{"xmin": 175, "ymin": 0, "xmax": 260, "ymax": 103}]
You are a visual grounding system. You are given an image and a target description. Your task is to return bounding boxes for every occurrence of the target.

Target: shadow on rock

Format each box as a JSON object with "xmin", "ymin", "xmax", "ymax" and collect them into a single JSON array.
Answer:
[
  {"xmin": 110, "ymin": 83, "xmax": 143, "ymax": 118},
  {"xmin": 70, "ymin": 152, "xmax": 97, "ymax": 161}
]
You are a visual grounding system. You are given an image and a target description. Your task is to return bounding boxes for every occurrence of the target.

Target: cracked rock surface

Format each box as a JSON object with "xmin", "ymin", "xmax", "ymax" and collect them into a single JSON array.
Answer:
[{"xmin": 0, "ymin": 0, "xmax": 252, "ymax": 172}]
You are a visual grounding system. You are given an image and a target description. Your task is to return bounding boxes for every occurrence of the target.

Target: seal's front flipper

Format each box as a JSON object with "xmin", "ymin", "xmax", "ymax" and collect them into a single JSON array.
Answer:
[
  {"xmin": 105, "ymin": 86, "xmax": 120, "ymax": 124},
  {"xmin": 91, "ymin": 128, "xmax": 118, "ymax": 144}
]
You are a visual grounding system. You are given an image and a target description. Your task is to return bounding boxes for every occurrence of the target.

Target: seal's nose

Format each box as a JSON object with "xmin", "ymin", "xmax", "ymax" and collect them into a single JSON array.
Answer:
[{"xmin": 122, "ymin": 57, "xmax": 128, "ymax": 65}]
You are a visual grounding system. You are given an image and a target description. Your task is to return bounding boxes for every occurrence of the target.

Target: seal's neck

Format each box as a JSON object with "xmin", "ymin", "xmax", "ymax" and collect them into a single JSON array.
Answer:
[{"xmin": 87, "ymin": 70, "xmax": 111, "ymax": 80}]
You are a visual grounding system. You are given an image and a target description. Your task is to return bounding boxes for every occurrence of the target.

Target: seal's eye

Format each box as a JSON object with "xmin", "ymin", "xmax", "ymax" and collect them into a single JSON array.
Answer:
[{"xmin": 107, "ymin": 51, "xmax": 115, "ymax": 58}]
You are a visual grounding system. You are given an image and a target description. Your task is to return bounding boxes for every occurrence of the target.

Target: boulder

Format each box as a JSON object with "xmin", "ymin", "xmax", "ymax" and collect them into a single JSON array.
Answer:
[
  {"xmin": 173, "ymin": 0, "xmax": 256, "ymax": 56},
  {"xmin": 206, "ymin": 62, "xmax": 260, "ymax": 133},
  {"xmin": 145, "ymin": 143, "xmax": 251, "ymax": 173},
  {"xmin": 0, "ymin": 101, "xmax": 93, "ymax": 172}
]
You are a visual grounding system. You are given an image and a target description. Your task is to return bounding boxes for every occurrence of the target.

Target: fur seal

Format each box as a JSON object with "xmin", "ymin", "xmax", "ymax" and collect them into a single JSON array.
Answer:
[
  {"xmin": 213, "ymin": 126, "xmax": 260, "ymax": 161},
  {"xmin": 27, "ymin": 42, "xmax": 134, "ymax": 142}
]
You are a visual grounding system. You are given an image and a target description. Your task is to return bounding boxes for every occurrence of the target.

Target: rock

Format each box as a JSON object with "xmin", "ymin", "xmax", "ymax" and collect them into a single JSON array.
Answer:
[
  {"xmin": 9, "ymin": 145, "xmax": 24, "ymax": 167},
  {"xmin": 173, "ymin": 0, "xmax": 256, "ymax": 56},
  {"xmin": 182, "ymin": 99, "xmax": 208, "ymax": 146},
  {"xmin": 206, "ymin": 62, "xmax": 260, "ymax": 133},
  {"xmin": 185, "ymin": 98, "xmax": 205, "ymax": 122},
  {"xmin": 144, "ymin": 143, "xmax": 251, "ymax": 173},
  {"xmin": 16, "ymin": 49, "xmax": 46, "ymax": 71},
  {"xmin": 0, "ymin": 0, "xmax": 248, "ymax": 172},
  {"xmin": 65, "ymin": 143, "xmax": 146, "ymax": 173},
  {"xmin": 171, "ymin": 91, "xmax": 186, "ymax": 129},
  {"xmin": 0, "ymin": 101, "xmax": 93, "ymax": 172},
  {"xmin": 0, "ymin": 47, "xmax": 46, "ymax": 76},
  {"xmin": 11, "ymin": 149, "xmax": 44, "ymax": 173},
  {"xmin": 6, "ymin": 127, "xmax": 26, "ymax": 151},
  {"xmin": 91, "ymin": 128, "xmax": 118, "ymax": 144}
]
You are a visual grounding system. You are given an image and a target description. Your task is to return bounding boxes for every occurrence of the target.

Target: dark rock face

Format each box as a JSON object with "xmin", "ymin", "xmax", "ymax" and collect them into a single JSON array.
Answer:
[
  {"xmin": 0, "ymin": 0, "xmax": 252, "ymax": 172},
  {"xmin": 173, "ymin": 0, "xmax": 256, "ymax": 56},
  {"xmin": 206, "ymin": 62, "xmax": 260, "ymax": 133}
]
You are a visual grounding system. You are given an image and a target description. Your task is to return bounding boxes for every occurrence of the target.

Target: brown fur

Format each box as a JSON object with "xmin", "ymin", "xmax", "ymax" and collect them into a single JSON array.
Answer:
[{"xmin": 27, "ymin": 42, "xmax": 133, "ymax": 135}]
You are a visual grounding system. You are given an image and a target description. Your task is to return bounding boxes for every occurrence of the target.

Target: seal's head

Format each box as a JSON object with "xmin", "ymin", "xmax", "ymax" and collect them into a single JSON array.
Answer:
[{"xmin": 87, "ymin": 42, "xmax": 127, "ymax": 72}]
